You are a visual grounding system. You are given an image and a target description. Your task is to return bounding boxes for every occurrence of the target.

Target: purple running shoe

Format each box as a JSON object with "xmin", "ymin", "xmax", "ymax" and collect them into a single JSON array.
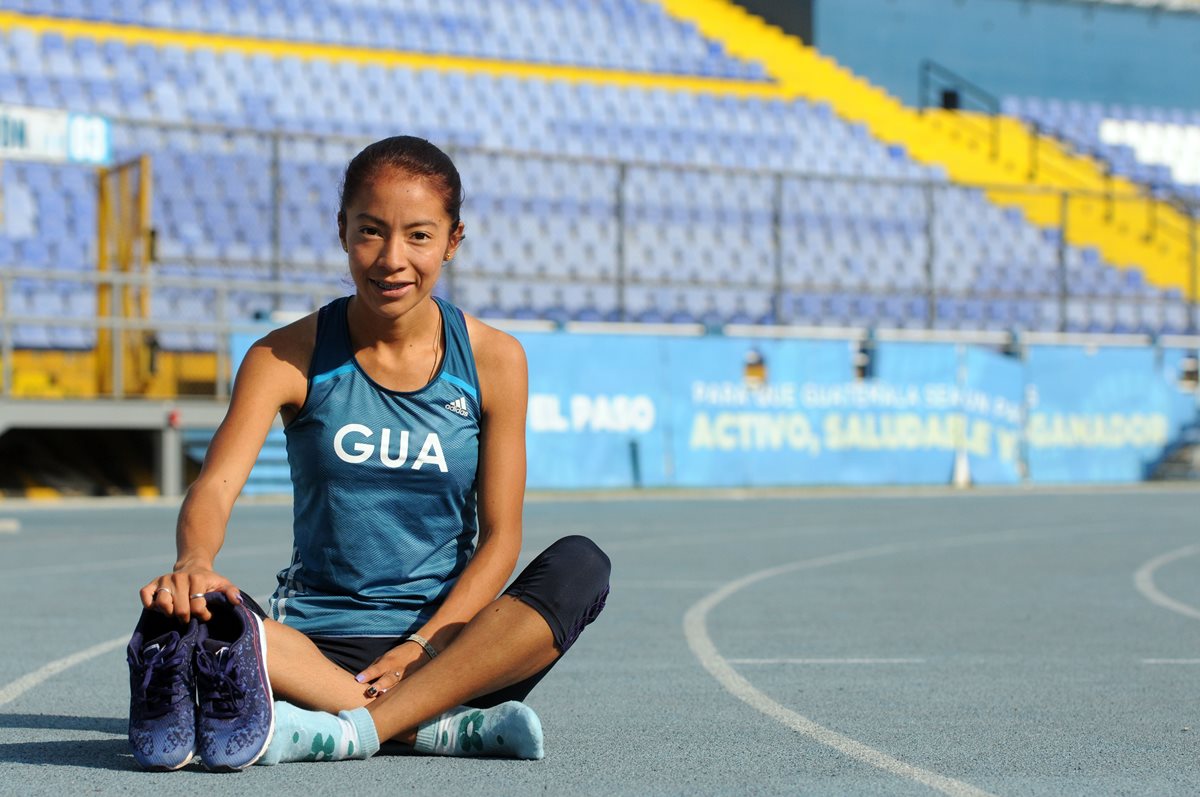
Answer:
[
  {"xmin": 194, "ymin": 592, "xmax": 274, "ymax": 771},
  {"xmin": 127, "ymin": 610, "xmax": 199, "ymax": 771}
]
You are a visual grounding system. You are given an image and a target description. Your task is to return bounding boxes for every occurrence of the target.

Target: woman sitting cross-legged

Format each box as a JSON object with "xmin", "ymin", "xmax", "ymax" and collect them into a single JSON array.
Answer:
[{"xmin": 127, "ymin": 135, "xmax": 611, "ymax": 771}]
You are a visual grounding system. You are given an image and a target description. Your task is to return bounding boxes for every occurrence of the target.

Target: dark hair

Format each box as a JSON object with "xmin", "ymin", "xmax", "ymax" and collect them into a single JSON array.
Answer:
[{"xmin": 338, "ymin": 136, "xmax": 464, "ymax": 228}]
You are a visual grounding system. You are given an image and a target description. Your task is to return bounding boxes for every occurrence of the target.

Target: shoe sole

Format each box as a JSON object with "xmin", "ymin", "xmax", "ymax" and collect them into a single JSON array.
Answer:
[
  {"xmin": 138, "ymin": 750, "xmax": 195, "ymax": 772},
  {"xmin": 201, "ymin": 607, "xmax": 275, "ymax": 772}
]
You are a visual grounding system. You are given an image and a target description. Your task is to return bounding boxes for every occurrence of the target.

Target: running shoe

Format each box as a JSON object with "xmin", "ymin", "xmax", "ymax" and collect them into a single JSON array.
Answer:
[
  {"xmin": 127, "ymin": 610, "xmax": 199, "ymax": 771},
  {"xmin": 193, "ymin": 591, "xmax": 274, "ymax": 771}
]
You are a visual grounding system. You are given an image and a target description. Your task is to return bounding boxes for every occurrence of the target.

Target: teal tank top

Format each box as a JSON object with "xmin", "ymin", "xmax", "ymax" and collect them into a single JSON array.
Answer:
[{"xmin": 269, "ymin": 295, "xmax": 481, "ymax": 637}]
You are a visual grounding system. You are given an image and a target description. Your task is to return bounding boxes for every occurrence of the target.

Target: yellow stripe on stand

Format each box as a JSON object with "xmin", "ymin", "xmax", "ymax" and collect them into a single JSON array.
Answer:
[
  {"xmin": 0, "ymin": 10, "xmax": 780, "ymax": 97},
  {"xmin": 655, "ymin": 0, "xmax": 1196, "ymax": 297}
]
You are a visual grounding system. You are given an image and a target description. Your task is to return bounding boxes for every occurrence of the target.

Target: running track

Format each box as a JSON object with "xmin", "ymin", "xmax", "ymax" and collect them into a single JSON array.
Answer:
[{"xmin": 1, "ymin": 486, "xmax": 1198, "ymax": 795}]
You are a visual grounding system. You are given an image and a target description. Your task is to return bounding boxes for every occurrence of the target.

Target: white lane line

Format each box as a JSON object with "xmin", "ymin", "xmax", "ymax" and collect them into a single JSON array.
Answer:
[
  {"xmin": 731, "ymin": 658, "xmax": 925, "ymax": 665},
  {"xmin": 684, "ymin": 536, "xmax": 1001, "ymax": 797},
  {"xmin": 1143, "ymin": 659, "xmax": 1200, "ymax": 664},
  {"xmin": 0, "ymin": 518, "xmax": 20, "ymax": 534},
  {"xmin": 0, "ymin": 635, "xmax": 127, "ymax": 708},
  {"xmin": 1133, "ymin": 544, "xmax": 1200, "ymax": 621}
]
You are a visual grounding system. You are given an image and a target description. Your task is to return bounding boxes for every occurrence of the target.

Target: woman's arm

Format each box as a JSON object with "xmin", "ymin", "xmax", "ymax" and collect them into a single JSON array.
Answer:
[
  {"xmin": 140, "ymin": 320, "xmax": 311, "ymax": 623},
  {"xmin": 358, "ymin": 320, "xmax": 528, "ymax": 684}
]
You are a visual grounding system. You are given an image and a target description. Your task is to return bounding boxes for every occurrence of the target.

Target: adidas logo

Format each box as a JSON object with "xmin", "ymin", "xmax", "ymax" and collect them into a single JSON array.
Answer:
[{"xmin": 444, "ymin": 396, "xmax": 470, "ymax": 417}]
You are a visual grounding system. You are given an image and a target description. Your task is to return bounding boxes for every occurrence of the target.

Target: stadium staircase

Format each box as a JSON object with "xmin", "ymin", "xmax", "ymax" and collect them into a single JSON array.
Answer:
[
  {"xmin": 183, "ymin": 428, "xmax": 290, "ymax": 496},
  {"xmin": 666, "ymin": 0, "xmax": 1196, "ymax": 300},
  {"xmin": 1150, "ymin": 421, "xmax": 1200, "ymax": 480}
]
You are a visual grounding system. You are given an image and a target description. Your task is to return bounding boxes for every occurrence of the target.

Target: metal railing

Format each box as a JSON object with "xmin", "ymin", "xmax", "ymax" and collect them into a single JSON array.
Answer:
[
  {"xmin": 918, "ymin": 59, "xmax": 1002, "ymax": 159},
  {"xmin": 0, "ymin": 268, "xmax": 348, "ymax": 399},
  {"xmin": 1, "ymin": 120, "xmax": 1198, "ymax": 400},
  {"xmin": 915, "ymin": 60, "xmax": 1197, "ymax": 265}
]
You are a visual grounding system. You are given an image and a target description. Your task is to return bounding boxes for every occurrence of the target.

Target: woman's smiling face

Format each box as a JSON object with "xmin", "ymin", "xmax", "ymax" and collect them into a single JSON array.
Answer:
[{"xmin": 338, "ymin": 167, "xmax": 463, "ymax": 322}]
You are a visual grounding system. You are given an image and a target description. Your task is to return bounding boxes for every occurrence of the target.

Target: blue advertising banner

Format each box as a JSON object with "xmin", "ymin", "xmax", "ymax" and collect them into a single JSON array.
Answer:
[
  {"xmin": 838, "ymin": 341, "xmax": 962, "ymax": 484},
  {"xmin": 666, "ymin": 339, "xmax": 1023, "ymax": 487},
  {"xmin": 1025, "ymin": 345, "xmax": 1174, "ymax": 482},
  {"xmin": 960, "ymin": 346, "xmax": 1024, "ymax": 485},
  {"xmin": 228, "ymin": 326, "xmax": 1198, "ymax": 491},
  {"xmin": 1160, "ymin": 348, "xmax": 1200, "ymax": 437},
  {"xmin": 516, "ymin": 332, "xmax": 670, "ymax": 488},
  {"xmin": 665, "ymin": 336, "xmax": 854, "ymax": 486}
]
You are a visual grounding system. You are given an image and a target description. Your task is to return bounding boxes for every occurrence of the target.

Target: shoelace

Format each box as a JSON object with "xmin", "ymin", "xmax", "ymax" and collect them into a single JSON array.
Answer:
[
  {"xmin": 136, "ymin": 638, "xmax": 189, "ymax": 718},
  {"xmin": 195, "ymin": 648, "xmax": 245, "ymax": 718}
]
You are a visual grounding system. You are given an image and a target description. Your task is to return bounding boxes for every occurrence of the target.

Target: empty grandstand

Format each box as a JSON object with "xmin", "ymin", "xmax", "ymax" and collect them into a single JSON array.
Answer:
[{"xmin": 0, "ymin": 0, "xmax": 1197, "ymax": 495}]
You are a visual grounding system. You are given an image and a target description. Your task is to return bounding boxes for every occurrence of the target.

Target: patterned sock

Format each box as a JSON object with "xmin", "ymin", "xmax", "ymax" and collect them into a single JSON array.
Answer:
[
  {"xmin": 258, "ymin": 702, "xmax": 380, "ymax": 765},
  {"xmin": 413, "ymin": 701, "xmax": 544, "ymax": 760}
]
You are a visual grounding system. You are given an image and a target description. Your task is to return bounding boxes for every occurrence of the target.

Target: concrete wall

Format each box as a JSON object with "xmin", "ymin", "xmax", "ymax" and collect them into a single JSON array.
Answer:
[
  {"xmin": 734, "ymin": 0, "xmax": 813, "ymax": 42},
  {"xmin": 812, "ymin": 0, "xmax": 1200, "ymax": 110}
]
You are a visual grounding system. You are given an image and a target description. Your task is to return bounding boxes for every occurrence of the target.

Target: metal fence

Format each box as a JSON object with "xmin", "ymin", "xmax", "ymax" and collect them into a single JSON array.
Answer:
[{"xmin": 1, "ymin": 118, "xmax": 1198, "ymax": 399}]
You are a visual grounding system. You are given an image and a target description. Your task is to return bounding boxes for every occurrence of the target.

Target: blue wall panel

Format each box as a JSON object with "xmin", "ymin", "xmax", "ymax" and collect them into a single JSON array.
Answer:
[
  {"xmin": 814, "ymin": 0, "xmax": 1200, "ymax": 110},
  {"xmin": 665, "ymin": 336, "xmax": 854, "ymax": 487},
  {"xmin": 514, "ymin": 333, "xmax": 1053, "ymax": 488},
  {"xmin": 961, "ymin": 345, "xmax": 1024, "ymax": 485},
  {"xmin": 855, "ymin": 341, "xmax": 962, "ymax": 485},
  {"xmin": 1024, "ymin": 345, "xmax": 1174, "ymax": 482},
  {"xmin": 520, "ymin": 333, "xmax": 670, "ymax": 489},
  {"xmin": 231, "ymin": 329, "xmax": 1197, "ymax": 491},
  {"xmin": 1160, "ymin": 348, "xmax": 1200, "ymax": 438}
]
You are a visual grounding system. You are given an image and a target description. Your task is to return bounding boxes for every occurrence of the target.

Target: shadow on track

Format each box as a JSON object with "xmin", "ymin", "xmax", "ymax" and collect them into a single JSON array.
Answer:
[
  {"xmin": 0, "ymin": 713, "xmax": 125, "ymax": 735},
  {"xmin": 0, "ymin": 737, "xmax": 135, "ymax": 770}
]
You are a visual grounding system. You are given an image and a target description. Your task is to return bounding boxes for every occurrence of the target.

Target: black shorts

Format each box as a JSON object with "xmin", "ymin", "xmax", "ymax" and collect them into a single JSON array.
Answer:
[{"xmin": 246, "ymin": 535, "xmax": 610, "ymax": 708}]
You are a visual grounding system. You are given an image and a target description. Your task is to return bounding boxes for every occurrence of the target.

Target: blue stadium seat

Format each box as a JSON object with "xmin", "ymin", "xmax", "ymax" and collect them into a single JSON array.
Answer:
[{"xmin": 0, "ymin": 10, "xmax": 1191, "ymax": 347}]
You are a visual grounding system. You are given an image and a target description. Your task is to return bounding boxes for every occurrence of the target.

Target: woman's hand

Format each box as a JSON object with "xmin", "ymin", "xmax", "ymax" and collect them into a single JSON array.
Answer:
[
  {"xmin": 139, "ymin": 567, "xmax": 242, "ymax": 624},
  {"xmin": 356, "ymin": 640, "xmax": 431, "ymax": 699}
]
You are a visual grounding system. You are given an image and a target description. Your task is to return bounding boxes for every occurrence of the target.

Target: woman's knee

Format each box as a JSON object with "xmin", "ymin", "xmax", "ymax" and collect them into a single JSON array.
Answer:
[
  {"xmin": 544, "ymin": 535, "xmax": 611, "ymax": 588},
  {"xmin": 525, "ymin": 536, "xmax": 609, "ymax": 653},
  {"xmin": 505, "ymin": 535, "xmax": 611, "ymax": 641}
]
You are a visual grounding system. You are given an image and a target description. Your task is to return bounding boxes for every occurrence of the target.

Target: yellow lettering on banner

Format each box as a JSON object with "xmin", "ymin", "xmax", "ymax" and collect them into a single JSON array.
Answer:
[
  {"xmin": 791, "ymin": 415, "xmax": 820, "ymax": 454},
  {"xmin": 825, "ymin": 412, "xmax": 977, "ymax": 452},
  {"xmin": 715, "ymin": 413, "xmax": 745, "ymax": 450},
  {"xmin": 823, "ymin": 414, "xmax": 851, "ymax": 452},
  {"xmin": 997, "ymin": 429, "xmax": 1019, "ymax": 463},
  {"xmin": 925, "ymin": 415, "xmax": 951, "ymax": 449},
  {"xmin": 894, "ymin": 414, "xmax": 924, "ymax": 450},
  {"xmin": 696, "ymin": 410, "xmax": 1175, "ymax": 454},
  {"xmin": 968, "ymin": 419, "xmax": 991, "ymax": 456},
  {"xmin": 693, "ymin": 412, "xmax": 733, "ymax": 450},
  {"xmin": 1029, "ymin": 414, "xmax": 1048, "ymax": 445},
  {"xmin": 949, "ymin": 414, "xmax": 967, "ymax": 448},
  {"xmin": 824, "ymin": 413, "xmax": 843, "ymax": 450},
  {"xmin": 690, "ymin": 412, "xmax": 820, "ymax": 454},
  {"xmin": 1069, "ymin": 415, "xmax": 1092, "ymax": 443},
  {"xmin": 843, "ymin": 413, "xmax": 869, "ymax": 450},
  {"xmin": 690, "ymin": 412, "xmax": 713, "ymax": 449},
  {"xmin": 1027, "ymin": 412, "xmax": 1170, "ymax": 448}
]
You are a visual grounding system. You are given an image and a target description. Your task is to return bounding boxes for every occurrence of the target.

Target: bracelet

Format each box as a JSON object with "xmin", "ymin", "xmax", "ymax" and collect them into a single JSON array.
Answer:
[{"xmin": 404, "ymin": 633, "xmax": 438, "ymax": 660}]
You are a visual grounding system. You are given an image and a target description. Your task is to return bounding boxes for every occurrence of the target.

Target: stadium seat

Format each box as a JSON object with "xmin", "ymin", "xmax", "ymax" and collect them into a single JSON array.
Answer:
[{"xmin": 0, "ymin": 6, "xmax": 1191, "ymax": 348}]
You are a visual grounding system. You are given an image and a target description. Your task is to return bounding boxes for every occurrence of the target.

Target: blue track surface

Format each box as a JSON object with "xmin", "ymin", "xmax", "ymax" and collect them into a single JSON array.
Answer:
[{"xmin": 1, "ymin": 487, "xmax": 1199, "ymax": 795}]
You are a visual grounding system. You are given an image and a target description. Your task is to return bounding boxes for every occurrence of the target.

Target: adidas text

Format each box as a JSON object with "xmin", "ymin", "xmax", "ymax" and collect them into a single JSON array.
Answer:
[{"xmin": 445, "ymin": 397, "xmax": 470, "ymax": 417}]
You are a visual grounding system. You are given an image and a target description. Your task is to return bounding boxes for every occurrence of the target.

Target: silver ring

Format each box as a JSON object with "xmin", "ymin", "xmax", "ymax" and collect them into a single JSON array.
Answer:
[
  {"xmin": 153, "ymin": 587, "xmax": 174, "ymax": 597},
  {"xmin": 189, "ymin": 593, "xmax": 206, "ymax": 599}
]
